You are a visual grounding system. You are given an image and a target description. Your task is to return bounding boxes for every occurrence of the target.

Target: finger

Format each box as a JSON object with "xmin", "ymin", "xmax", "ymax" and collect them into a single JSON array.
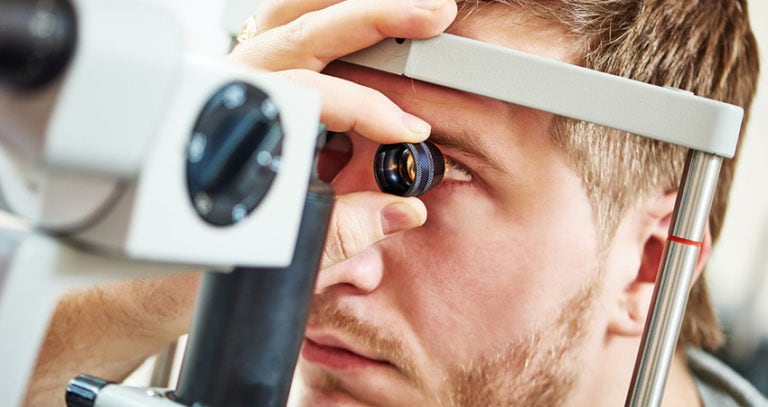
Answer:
[
  {"xmin": 232, "ymin": 0, "xmax": 457, "ymax": 72},
  {"xmin": 249, "ymin": 0, "xmax": 469, "ymax": 36},
  {"xmin": 243, "ymin": 0, "xmax": 344, "ymax": 38},
  {"xmin": 271, "ymin": 69, "xmax": 431, "ymax": 143},
  {"xmin": 321, "ymin": 191, "xmax": 427, "ymax": 269}
]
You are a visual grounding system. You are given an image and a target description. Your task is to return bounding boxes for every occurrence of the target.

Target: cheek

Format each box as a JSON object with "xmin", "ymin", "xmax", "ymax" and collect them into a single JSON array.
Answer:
[{"xmin": 378, "ymin": 191, "xmax": 598, "ymax": 366}]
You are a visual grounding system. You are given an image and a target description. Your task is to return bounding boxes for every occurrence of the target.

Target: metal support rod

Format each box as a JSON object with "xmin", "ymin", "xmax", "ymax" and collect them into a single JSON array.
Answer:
[
  {"xmin": 626, "ymin": 150, "xmax": 723, "ymax": 406},
  {"xmin": 149, "ymin": 343, "xmax": 178, "ymax": 388}
]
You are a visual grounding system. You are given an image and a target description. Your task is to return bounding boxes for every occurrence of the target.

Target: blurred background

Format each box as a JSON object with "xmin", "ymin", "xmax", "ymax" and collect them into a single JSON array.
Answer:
[{"xmin": 707, "ymin": 0, "xmax": 768, "ymax": 396}]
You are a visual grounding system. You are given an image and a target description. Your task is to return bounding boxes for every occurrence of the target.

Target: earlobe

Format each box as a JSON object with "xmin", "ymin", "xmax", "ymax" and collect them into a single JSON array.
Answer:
[
  {"xmin": 605, "ymin": 195, "xmax": 671, "ymax": 337},
  {"xmin": 608, "ymin": 281, "xmax": 654, "ymax": 337},
  {"xmin": 606, "ymin": 223, "xmax": 669, "ymax": 336}
]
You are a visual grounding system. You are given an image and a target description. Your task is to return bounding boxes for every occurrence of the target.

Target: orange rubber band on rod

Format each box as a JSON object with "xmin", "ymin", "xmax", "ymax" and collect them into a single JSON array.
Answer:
[{"xmin": 666, "ymin": 235, "xmax": 702, "ymax": 248}]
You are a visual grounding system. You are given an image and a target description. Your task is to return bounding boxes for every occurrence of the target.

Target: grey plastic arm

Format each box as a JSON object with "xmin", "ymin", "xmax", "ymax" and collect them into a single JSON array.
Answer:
[{"xmin": 342, "ymin": 34, "xmax": 743, "ymax": 157}]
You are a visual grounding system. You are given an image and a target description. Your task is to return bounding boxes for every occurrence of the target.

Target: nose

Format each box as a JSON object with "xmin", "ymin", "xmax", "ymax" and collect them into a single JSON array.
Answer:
[{"xmin": 314, "ymin": 248, "xmax": 385, "ymax": 295}]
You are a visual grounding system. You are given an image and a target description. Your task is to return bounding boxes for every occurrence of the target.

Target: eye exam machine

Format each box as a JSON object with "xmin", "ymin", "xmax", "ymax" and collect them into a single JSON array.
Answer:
[
  {"xmin": 0, "ymin": 0, "xmax": 328, "ymax": 406},
  {"xmin": 0, "ymin": 0, "xmax": 743, "ymax": 406}
]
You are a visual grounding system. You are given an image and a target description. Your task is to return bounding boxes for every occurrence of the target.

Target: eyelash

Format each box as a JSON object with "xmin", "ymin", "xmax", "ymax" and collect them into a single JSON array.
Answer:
[{"xmin": 443, "ymin": 155, "xmax": 474, "ymax": 183}]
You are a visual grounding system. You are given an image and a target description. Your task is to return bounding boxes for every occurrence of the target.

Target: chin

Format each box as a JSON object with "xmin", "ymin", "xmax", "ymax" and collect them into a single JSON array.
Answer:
[{"xmin": 293, "ymin": 359, "xmax": 427, "ymax": 407}]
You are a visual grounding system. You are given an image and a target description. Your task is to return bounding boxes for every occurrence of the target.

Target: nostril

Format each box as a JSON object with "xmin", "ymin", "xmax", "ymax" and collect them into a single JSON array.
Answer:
[{"xmin": 317, "ymin": 131, "xmax": 353, "ymax": 183}]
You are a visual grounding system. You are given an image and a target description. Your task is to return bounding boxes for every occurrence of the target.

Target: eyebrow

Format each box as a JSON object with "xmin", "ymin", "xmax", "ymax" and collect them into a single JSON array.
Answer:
[{"xmin": 428, "ymin": 129, "xmax": 507, "ymax": 173}]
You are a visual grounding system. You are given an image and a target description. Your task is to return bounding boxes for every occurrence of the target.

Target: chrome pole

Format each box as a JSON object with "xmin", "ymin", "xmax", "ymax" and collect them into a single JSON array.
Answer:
[
  {"xmin": 149, "ymin": 342, "xmax": 178, "ymax": 388},
  {"xmin": 627, "ymin": 150, "xmax": 723, "ymax": 406}
]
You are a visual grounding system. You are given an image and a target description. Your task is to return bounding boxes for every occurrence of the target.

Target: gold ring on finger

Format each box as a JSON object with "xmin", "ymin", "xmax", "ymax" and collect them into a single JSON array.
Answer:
[{"xmin": 237, "ymin": 15, "xmax": 259, "ymax": 44}]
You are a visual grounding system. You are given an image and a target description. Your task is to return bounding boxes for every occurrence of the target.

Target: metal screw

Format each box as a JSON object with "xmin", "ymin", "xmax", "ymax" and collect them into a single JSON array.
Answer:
[
  {"xmin": 223, "ymin": 84, "xmax": 246, "ymax": 109},
  {"xmin": 231, "ymin": 204, "xmax": 248, "ymax": 222},
  {"xmin": 257, "ymin": 150, "xmax": 272, "ymax": 166},
  {"xmin": 261, "ymin": 98, "xmax": 278, "ymax": 120},
  {"xmin": 188, "ymin": 132, "xmax": 207, "ymax": 163},
  {"xmin": 194, "ymin": 193, "xmax": 213, "ymax": 215},
  {"xmin": 269, "ymin": 156, "xmax": 281, "ymax": 173},
  {"xmin": 29, "ymin": 11, "xmax": 55, "ymax": 39}
]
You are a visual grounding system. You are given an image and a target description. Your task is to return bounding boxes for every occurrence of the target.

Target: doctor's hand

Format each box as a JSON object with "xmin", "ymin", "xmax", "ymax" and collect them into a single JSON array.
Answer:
[{"xmin": 230, "ymin": 0, "xmax": 457, "ymax": 268}]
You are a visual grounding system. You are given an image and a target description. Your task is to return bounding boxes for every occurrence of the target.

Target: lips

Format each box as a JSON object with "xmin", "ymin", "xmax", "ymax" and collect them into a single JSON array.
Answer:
[{"xmin": 301, "ymin": 335, "xmax": 392, "ymax": 371}]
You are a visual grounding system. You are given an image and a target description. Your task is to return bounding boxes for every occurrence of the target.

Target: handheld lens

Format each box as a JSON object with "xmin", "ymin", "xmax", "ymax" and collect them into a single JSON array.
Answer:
[{"xmin": 374, "ymin": 142, "xmax": 445, "ymax": 197}]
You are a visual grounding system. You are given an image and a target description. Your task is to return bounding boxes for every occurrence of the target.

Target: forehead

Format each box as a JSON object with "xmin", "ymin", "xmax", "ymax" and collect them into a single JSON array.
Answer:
[{"xmin": 448, "ymin": 2, "xmax": 579, "ymax": 64}]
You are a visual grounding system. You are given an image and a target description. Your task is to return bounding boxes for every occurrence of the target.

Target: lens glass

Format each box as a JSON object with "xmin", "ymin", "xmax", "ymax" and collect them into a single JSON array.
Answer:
[{"xmin": 405, "ymin": 153, "xmax": 416, "ymax": 182}]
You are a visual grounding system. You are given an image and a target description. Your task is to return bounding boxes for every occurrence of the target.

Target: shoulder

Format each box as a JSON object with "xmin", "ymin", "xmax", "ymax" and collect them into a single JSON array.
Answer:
[{"xmin": 687, "ymin": 346, "xmax": 768, "ymax": 407}]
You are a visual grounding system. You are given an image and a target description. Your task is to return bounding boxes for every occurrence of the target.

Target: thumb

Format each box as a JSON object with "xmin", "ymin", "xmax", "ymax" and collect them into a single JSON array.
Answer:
[{"xmin": 321, "ymin": 191, "xmax": 427, "ymax": 270}]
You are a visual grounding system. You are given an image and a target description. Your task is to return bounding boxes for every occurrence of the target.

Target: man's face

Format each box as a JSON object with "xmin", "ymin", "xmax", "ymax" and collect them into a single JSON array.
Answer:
[{"xmin": 297, "ymin": 5, "xmax": 609, "ymax": 406}]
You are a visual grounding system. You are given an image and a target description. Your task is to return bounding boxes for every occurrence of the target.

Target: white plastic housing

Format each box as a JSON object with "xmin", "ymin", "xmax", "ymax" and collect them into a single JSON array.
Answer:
[
  {"xmin": 0, "ymin": 0, "xmax": 321, "ymax": 267},
  {"xmin": 45, "ymin": 0, "xmax": 185, "ymax": 177},
  {"xmin": 0, "ymin": 0, "xmax": 185, "ymax": 229},
  {"xmin": 74, "ymin": 57, "xmax": 321, "ymax": 269}
]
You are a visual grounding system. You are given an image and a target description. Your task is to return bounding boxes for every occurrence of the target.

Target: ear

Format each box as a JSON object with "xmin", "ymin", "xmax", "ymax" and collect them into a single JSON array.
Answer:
[{"xmin": 608, "ymin": 191, "xmax": 712, "ymax": 337}]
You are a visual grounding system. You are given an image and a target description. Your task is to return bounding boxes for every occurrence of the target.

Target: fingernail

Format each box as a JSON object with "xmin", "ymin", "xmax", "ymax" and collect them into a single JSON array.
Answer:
[
  {"xmin": 410, "ymin": 0, "xmax": 448, "ymax": 10},
  {"xmin": 381, "ymin": 201, "xmax": 426, "ymax": 235},
  {"xmin": 402, "ymin": 112, "xmax": 431, "ymax": 138}
]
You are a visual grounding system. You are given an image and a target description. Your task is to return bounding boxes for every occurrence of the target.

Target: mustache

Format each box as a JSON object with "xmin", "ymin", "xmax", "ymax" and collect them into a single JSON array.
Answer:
[{"xmin": 309, "ymin": 293, "xmax": 423, "ymax": 388}]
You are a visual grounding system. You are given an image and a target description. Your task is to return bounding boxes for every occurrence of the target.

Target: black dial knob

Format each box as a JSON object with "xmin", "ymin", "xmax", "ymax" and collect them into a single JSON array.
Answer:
[
  {"xmin": 186, "ymin": 82, "xmax": 284, "ymax": 226},
  {"xmin": 0, "ymin": 0, "xmax": 77, "ymax": 89}
]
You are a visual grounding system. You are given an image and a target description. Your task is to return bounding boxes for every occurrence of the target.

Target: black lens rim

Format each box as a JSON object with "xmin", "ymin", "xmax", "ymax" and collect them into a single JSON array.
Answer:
[{"xmin": 374, "ymin": 142, "xmax": 444, "ymax": 197}]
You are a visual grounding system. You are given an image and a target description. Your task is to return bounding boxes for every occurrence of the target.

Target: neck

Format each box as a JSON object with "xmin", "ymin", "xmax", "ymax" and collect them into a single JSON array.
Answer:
[
  {"xmin": 661, "ymin": 351, "xmax": 702, "ymax": 407},
  {"xmin": 570, "ymin": 336, "xmax": 702, "ymax": 406}
]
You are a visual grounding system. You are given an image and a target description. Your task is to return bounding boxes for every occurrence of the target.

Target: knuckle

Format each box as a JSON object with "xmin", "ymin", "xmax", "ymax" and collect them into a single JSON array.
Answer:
[
  {"xmin": 362, "ymin": 87, "xmax": 390, "ymax": 105},
  {"xmin": 323, "ymin": 212, "xmax": 350, "ymax": 265},
  {"xmin": 334, "ymin": 216, "xmax": 352, "ymax": 260},
  {"xmin": 274, "ymin": 17, "xmax": 326, "ymax": 70},
  {"xmin": 280, "ymin": 15, "xmax": 310, "ymax": 45},
  {"xmin": 324, "ymin": 200, "xmax": 378, "ymax": 265}
]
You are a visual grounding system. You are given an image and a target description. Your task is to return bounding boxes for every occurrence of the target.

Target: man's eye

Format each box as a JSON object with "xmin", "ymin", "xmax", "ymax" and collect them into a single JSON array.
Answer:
[{"xmin": 444, "ymin": 156, "xmax": 473, "ymax": 183}]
